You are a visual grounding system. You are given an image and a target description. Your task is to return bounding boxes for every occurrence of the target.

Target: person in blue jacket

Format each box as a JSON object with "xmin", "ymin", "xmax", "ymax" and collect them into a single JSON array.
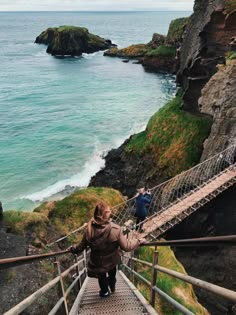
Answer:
[{"xmin": 135, "ymin": 188, "xmax": 151, "ymax": 232}]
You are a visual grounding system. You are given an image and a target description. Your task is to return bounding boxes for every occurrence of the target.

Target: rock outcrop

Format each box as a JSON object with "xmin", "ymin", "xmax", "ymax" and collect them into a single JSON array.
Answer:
[
  {"xmin": 199, "ymin": 59, "xmax": 236, "ymax": 160},
  {"xmin": 177, "ymin": 0, "xmax": 236, "ymax": 112},
  {"xmin": 104, "ymin": 17, "xmax": 189, "ymax": 74},
  {"xmin": 35, "ymin": 26, "xmax": 115, "ymax": 56}
]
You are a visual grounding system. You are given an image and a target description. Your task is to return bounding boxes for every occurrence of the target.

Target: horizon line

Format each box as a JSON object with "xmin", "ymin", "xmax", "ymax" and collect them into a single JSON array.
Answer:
[{"xmin": 0, "ymin": 9, "xmax": 193, "ymax": 13}]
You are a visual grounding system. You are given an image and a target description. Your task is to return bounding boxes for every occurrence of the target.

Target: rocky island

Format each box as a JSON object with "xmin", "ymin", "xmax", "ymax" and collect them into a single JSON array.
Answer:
[{"xmin": 35, "ymin": 25, "xmax": 115, "ymax": 56}]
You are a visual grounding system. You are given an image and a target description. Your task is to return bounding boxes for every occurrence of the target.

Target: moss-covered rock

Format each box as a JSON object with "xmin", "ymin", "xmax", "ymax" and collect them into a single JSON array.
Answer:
[
  {"xmin": 35, "ymin": 26, "xmax": 115, "ymax": 56},
  {"xmin": 125, "ymin": 96, "xmax": 212, "ymax": 177},
  {"xmin": 104, "ymin": 44, "xmax": 148, "ymax": 58},
  {"xmin": 4, "ymin": 187, "xmax": 123, "ymax": 247},
  {"xmin": 166, "ymin": 17, "xmax": 190, "ymax": 46},
  {"xmin": 34, "ymin": 187, "xmax": 124, "ymax": 244}
]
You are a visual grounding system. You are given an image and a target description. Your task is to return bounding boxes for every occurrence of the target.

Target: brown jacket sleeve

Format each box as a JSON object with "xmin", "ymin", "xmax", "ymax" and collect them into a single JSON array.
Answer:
[
  {"xmin": 73, "ymin": 233, "xmax": 88, "ymax": 254},
  {"xmin": 118, "ymin": 230, "xmax": 140, "ymax": 252}
]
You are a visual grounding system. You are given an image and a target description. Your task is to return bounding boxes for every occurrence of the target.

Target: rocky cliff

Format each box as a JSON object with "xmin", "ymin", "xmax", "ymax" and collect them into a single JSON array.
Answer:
[
  {"xmin": 199, "ymin": 59, "xmax": 236, "ymax": 159},
  {"xmin": 35, "ymin": 26, "xmax": 115, "ymax": 56},
  {"xmin": 177, "ymin": 0, "xmax": 236, "ymax": 112}
]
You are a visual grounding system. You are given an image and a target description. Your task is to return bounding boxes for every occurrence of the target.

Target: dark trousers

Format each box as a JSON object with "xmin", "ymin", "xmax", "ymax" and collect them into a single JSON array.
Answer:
[
  {"xmin": 136, "ymin": 216, "xmax": 146, "ymax": 231},
  {"xmin": 98, "ymin": 267, "xmax": 117, "ymax": 294}
]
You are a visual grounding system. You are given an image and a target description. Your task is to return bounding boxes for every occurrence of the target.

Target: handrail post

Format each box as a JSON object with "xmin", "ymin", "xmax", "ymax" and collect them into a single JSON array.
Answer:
[
  {"xmin": 131, "ymin": 250, "xmax": 135, "ymax": 283},
  {"xmin": 55, "ymin": 258, "xmax": 69, "ymax": 315},
  {"xmin": 74, "ymin": 255, "xmax": 81, "ymax": 292},
  {"xmin": 151, "ymin": 247, "xmax": 158, "ymax": 307}
]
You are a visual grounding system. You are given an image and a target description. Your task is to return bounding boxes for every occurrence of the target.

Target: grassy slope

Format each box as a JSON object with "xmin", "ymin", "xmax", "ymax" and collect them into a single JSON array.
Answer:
[
  {"xmin": 125, "ymin": 96, "xmax": 212, "ymax": 177},
  {"xmin": 136, "ymin": 246, "xmax": 208, "ymax": 315},
  {"xmin": 4, "ymin": 187, "xmax": 123, "ymax": 245}
]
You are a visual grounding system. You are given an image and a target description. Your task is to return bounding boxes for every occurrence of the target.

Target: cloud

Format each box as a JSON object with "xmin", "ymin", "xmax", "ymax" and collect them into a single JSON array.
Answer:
[{"xmin": 0, "ymin": 0, "xmax": 194, "ymax": 11}]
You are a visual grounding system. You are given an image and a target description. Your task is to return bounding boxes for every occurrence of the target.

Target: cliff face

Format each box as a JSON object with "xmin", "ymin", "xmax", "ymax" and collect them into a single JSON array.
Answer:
[
  {"xmin": 199, "ymin": 59, "xmax": 236, "ymax": 159},
  {"xmin": 177, "ymin": 0, "xmax": 236, "ymax": 112}
]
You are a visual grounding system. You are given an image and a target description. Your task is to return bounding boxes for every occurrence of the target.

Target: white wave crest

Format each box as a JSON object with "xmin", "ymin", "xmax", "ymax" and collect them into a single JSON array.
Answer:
[
  {"xmin": 82, "ymin": 51, "xmax": 101, "ymax": 59},
  {"xmin": 22, "ymin": 151, "xmax": 105, "ymax": 202}
]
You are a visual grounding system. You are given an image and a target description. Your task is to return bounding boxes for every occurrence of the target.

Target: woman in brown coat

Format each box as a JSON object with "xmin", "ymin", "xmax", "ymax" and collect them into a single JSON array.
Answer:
[{"xmin": 70, "ymin": 201, "xmax": 144, "ymax": 297}]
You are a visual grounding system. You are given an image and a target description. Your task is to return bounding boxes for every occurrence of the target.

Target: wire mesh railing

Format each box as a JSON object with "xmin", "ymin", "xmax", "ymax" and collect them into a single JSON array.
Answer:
[{"xmin": 111, "ymin": 144, "xmax": 236, "ymax": 228}]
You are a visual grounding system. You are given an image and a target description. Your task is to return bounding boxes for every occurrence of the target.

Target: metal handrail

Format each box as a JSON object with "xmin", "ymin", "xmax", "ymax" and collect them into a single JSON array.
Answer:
[
  {"xmin": 0, "ymin": 249, "xmax": 69, "ymax": 270},
  {"xmin": 122, "ymin": 255, "xmax": 236, "ymax": 303},
  {"xmin": 3, "ymin": 251, "xmax": 87, "ymax": 315},
  {"xmin": 140, "ymin": 235, "xmax": 236, "ymax": 247},
  {"xmin": 121, "ymin": 235, "xmax": 236, "ymax": 313}
]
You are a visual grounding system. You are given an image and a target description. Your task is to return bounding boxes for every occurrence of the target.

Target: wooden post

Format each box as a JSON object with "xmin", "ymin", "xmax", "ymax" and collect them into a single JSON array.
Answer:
[
  {"xmin": 151, "ymin": 247, "xmax": 158, "ymax": 307},
  {"xmin": 55, "ymin": 258, "xmax": 69, "ymax": 315}
]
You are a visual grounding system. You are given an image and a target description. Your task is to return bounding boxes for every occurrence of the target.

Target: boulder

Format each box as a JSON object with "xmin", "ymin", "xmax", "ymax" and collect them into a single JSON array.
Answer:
[{"xmin": 35, "ymin": 26, "xmax": 115, "ymax": 56}]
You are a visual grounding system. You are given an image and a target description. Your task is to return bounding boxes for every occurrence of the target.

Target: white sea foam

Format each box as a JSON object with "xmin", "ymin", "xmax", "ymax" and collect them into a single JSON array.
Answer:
[
  {"xmin": 22, "ymin": 150, "xmax": 105, "ymax": 202},
  {"xmin": 82, "ymin": 51, "xmax": 101, "ymax": 59}
]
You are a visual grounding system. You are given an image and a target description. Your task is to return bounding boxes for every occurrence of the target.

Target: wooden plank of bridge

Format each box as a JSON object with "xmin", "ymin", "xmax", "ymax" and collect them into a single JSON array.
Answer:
[
  {"xmin": 142, "ymin": 168, "xmax": 236, "ymax": 236},
  {"xmin": 73, "ymin": 271, "xmax": 157, "ymax": 315}
]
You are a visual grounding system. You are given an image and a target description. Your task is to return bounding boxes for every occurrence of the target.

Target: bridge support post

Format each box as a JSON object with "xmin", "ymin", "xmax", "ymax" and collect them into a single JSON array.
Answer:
[
  {"xmin": 55, "ymin": 258, "xmax": 69, "ymax": 315},
  {"xmin": 151, "ymin": 248, "xmax": 158, "ymax": 307}
]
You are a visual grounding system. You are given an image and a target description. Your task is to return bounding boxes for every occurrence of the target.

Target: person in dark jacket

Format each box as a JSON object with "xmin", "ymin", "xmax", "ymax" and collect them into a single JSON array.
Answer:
[
  {"xmin": 135, "ymin": 188, "xmax": 151, "ymax": 232},
  {"xmin": 70, "ymin": 201, "xmax": 144, "ymax": 297}
]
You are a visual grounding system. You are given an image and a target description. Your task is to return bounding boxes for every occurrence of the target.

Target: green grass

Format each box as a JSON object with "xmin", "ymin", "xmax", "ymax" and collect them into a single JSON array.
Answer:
[
  {"xmin": 227, "ymin": 51, "xmax": 236, "ymax": 60},
  {"xmin": 125, "ymin": 96, "xmax": 212, "ymax": 177},
  {"xmin": 166, "ymin": 17, "xmax": 190, "ymax": 44},
  {"xmin": 4, "ymin": 210, "xmax": 48, "ymax": 235},
  {"xmin": 34, "ymin": 187, "xmax": 124, "ymax": 244},
  {"xmin": 146, "ymin": 45, "xmax": 176, "ymax": 57},
  {"xmin": 224, "ymin": 0, "xmax": 236, "ymax": 12},
  {"xmin": 136, "ymin": 246, "xmax": 208, "ymax": 315}
]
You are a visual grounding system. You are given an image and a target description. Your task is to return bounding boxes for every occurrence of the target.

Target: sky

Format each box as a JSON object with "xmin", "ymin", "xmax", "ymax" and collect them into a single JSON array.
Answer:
[{"xmin": 0, "ymin": 0, "xmax": 194, "ymax": 11}]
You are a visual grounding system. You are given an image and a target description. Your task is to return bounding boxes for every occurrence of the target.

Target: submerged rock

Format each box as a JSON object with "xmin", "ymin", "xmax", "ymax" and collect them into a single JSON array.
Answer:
[{"xmin": 35, "ymin": 26, "xmax": 115, "ymax": 56}]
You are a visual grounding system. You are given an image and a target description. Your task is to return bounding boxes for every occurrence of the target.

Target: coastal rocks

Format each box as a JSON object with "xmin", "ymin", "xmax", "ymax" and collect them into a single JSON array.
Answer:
[
  {"xmin": 104, "ymin": 44, "xmax": 148, "ymax": 59},
  {"xmin": 35, "ymin": 26, "xmax": 115, "ymax": 56},
  {"xmin": 142, "ymin": 50, "xmax": 176, "ymax": 73},
  {"xmin": 89, "ymin": 140, "xmax": 165, "ymax": 198},
  {"xmin": 199, "ymin": 59, "xmax": 236, "ymax": 159},
  {"xmin": 177, "ymin": 0, "xmax": 236, "ymax": 112},
  {"xmin": 104, "ymin": 17, "xmax": 189, "ymax": 73}
]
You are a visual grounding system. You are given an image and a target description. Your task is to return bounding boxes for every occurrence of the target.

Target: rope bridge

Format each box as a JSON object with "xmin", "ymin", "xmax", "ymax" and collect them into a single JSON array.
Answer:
[
  {"xmin": 46, "ymin": 144, "xmax": 236, "ymax": 248},
  {"xmin": 111, "ymin": 144, "xmax": 236, "ymax": 239}
]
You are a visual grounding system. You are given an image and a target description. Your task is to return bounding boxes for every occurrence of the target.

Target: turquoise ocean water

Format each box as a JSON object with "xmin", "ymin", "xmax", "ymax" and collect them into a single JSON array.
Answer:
[{"xmin": 0, "ymin": 11, "xmax": 190, "ymax": 211}]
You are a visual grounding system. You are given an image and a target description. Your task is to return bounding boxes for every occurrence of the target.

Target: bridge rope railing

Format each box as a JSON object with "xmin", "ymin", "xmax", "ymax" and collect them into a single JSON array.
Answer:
[
  {"xmin": 45, "ymin": 144, "xmax": 236, "ymax": 247},
  {"xmin": 2, "ymin": 236, "xmax": 236, "ymax": 315},
  {"xmin": 111, "ymin": 144, "xmax": 236, "ymax": 230},
  {"xmin": 121, "ymin": 235, "xmax": 236, "ymax": 315}
]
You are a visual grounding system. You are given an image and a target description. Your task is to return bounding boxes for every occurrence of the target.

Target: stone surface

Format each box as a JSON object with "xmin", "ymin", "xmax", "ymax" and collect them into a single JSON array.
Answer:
[
  {"xmin": 199, "ymin": 60, "xmax": 236, "ymax": 159},
  {"xmin": 177, "ymin": 1, "xmax": 236, "ymax": 111},
  {"xmin": 35, "ymin": 26, "xmax": 115, "ymax": 56}
]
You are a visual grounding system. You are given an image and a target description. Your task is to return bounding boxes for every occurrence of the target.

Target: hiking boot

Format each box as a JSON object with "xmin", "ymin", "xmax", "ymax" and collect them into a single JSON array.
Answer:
[
  {"xmin": 99, "ymin": 291, "xmax": 110, "ymax": 298},
  {"xmin": 109, "ymin": 284, "xmax": 116, "ymax": 293}
]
